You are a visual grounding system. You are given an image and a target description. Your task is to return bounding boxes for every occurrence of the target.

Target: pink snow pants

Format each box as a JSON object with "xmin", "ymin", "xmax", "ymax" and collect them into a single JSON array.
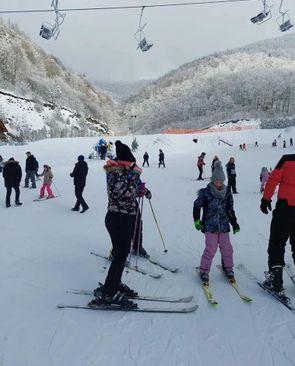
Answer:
[
  {"xmin": 40, "ymin": 183, "xmax": 53, "ymax": 197},
  {"xmin": 200, "ymin": 232, "xmax": 233, "ymax": 273}
]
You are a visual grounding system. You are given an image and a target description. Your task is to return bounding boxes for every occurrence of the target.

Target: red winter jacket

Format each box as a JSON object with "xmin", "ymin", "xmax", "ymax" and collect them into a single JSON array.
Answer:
[
  {"xmin": 263, "ymin": 154, "xmax": 295, "ymax": 206},
  {"xmin": 197, "ymin": 156, "xmax": 205, "ymax": 168}
]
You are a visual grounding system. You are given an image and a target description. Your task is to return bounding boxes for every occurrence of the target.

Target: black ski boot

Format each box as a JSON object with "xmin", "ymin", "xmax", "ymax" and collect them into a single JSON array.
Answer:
[
  {"xmin": 132, "ymin": 246, "xmax": 149, "ymax": 258},
  {"xmin": 93, "ymin": 282, "xmax": 104, "ymax": 298},
  {"xmin": 263, "ymin": 265, "xmax": 284, "ymax": 293},
  {"xmin": 200, "ymin": 272, "xmax": 209, "ymax": 283},
  {"xmin": 89, "ymin": 292, "xmax": 137, "ymax": 309},
  {"xmin": 118, "ymin": 282, "xmax": 138, "ymax": 297}
]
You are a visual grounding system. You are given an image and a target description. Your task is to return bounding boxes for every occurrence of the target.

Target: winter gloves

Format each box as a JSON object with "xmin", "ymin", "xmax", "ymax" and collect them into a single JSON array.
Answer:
[
  {"xmin": 194, "ymin": 219, "xmax": 203, "ymax": 231},
  {"xmin": 232, "ymin": 223, "xmax": 240, "ymax": 235},
  {"xmin": 145, "ymin": 190, "xmax": 152, "ymax": 200},
  {"xmin": 260, "ymin": 198, "xmax": 272, "ymax": 214}
]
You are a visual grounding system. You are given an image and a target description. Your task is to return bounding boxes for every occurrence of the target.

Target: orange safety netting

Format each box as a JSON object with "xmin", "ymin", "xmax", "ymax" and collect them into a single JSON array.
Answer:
[{"xmin": 163, "ymin": 125, "xmax": 258, "ymax": 134}]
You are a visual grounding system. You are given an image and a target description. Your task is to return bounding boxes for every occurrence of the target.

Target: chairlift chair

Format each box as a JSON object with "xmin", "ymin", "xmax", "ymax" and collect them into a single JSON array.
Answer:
[
  {"xmin": 135, "ymin": 7, "xmax": 153, "ymax": 52},
  {"xmin": 277, "ymin": 0, "xmax": 294, "ymax": 32},
  {"xmin": 250, "ymin": 0, "xmax": 272, "ymax": 25},
  {"xmin": 39, "ymin": 0, "xmax": 65, "ymax": 40},
  {"xmin": 277, "ymin": 12, "xmax": 294, "ymax": 32}
]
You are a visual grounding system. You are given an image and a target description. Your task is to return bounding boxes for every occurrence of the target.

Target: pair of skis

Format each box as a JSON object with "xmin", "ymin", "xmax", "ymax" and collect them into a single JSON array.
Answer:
[
  {"xmin": 90, "ymin": 251, "xmax": 179, "ymax": 279},
  {"xmin": 237, "ymin": 263, "xmax": 295, "ymax": 314},
  {"xmin": 58, "ymin": 290, "xmax": 197, "ymax": 314},
  {"xmin": 199, "ymin": 265, "xmax": 252, "ymax": 306}
]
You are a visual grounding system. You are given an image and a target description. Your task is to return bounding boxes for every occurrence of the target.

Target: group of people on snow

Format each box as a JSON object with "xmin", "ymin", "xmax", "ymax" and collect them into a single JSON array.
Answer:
[
  {"xmin": 1, "ymin": 151, "xmax": 89, "ymax": 213},
  {"xmin": 1, "ymin": 134, "xmax": 294, "ymax": 309},
  {"xmin": 142, "ymin": 149, "xmax": 165, "ymax": 168}
]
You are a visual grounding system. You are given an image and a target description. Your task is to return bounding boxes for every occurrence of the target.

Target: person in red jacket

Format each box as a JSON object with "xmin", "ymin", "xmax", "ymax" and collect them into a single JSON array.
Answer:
[
  {"xmin": 260, "ymin": 154, "xmax": 295, "ymax": 296},
  {"xmin": 197, "ymin": 152, "xmax": 206, "ymax": 180}
]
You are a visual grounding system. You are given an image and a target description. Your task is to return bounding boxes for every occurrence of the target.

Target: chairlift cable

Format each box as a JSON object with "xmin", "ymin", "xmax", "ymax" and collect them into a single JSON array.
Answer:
[{"xmin": 0, "ymin": 0, "xmax": 256, "ymax": 15}]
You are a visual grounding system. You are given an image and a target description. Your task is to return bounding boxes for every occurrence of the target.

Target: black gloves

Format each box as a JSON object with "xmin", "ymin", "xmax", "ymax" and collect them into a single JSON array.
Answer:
[
  {"xmin": 260, "ymin": 198, "xmax": 272, "ymax": 214},
  {"xmin": 145, "ymin": 190, "xmax": 152, "ymax": 200}
]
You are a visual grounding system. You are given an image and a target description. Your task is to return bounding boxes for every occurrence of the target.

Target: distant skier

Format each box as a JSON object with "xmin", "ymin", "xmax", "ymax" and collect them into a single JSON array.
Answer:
[
  {"xmin": 193, "ymin": 138, "xmax": 198, "ymax": 144},
  {"xmin": 197, "ymin": 152, "xmax": 206, "ymax": 180},
  {"xmin": 24, "ymin": 152, "xmax": 37, "ymax": 189},
  {"xmin": 260, "ymin": 167, "xmax": 270, "ymax": 194},
  {"xmin": 89, "ymin": 142, "xmax": 146, "ymax": 309},
  {"xmin": 226, "ymin": 157, "xmax": 238, "ymax": 194},
  {"xmin": 158, "ymin": 149, "xmax": 165, "ymax": 168},
  {"xmin": 211, "ymin": 156, "xmax": 219, "ymax": 173},
  {"xmin": 70, "ymin": 155, "xmax": 89, "ymax": 213},
  {"xmin": 193, "ymin": 161, "xmax": 240, "ymax": 282},
  {"xmin": 290, "ymin": 138, "xmax": 293, "ymax": 147},
  {"xmin": 260, "ymin": 154, "xmax": 295, "ymax": 298},
  {"xmin": 38, "ymin": 165, "xmax": 54, "ymax": 199},
  {"xmin": 100, "ymin": 143, "xmax": 108, "ymax": 160},
  {"xmin": 143, "ymin": 152, "xmax": 149, "ymax": 167},
  {"xmin": 283, "ymin": 140, "xmax": 286, "ymax": 148},
  {"xmin": 255, "ymin": 141, "xmax": 259, "ymax": 147},
  {"xmin": 3, "ymin": 158, "xmax": 22, "ymax": 208},
  {"xmin": 242, "ymin": 143, "xmax": 246, "ymax": 151}
]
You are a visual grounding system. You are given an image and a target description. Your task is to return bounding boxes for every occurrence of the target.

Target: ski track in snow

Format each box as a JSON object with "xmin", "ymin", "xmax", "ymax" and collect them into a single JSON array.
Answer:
[{"xmin": 0, "ymin": 130, "xmax": 295, "ymax": 365}]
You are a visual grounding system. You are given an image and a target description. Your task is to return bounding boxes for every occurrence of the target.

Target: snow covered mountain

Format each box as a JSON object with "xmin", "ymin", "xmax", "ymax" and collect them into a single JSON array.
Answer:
[
  {"xmin": 0, "ymin": 19, "xmax": 119, "ymax": 142},
  {"xmin": 121, "ymin": 33, "xmax": 295, "ymax": 134}
]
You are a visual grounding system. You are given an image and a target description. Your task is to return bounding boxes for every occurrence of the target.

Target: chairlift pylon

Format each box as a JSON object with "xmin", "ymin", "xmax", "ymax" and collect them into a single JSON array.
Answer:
[
  {"xmin": 276, "ymin": 0, "xmax": 294, "ymax": 32},
  {"xmin": 134, "ymin": 6, "xmax": 153, "ymax": 52},
  {"xmin": 39, "ymin": 0, "xmax": 66, "ymax": 40},
  {"xmin": 250, "ymin": 0, "xmax": 272, "ymax": 25}
]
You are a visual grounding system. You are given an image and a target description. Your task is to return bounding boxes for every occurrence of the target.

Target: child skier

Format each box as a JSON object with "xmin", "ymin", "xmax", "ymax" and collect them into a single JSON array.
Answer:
[
  {"xmin": 38, "ymin": 165, "xmax": 54, "ymax": 199},
  {"xmin": 193, "ymin": 161, "xmax": 240, "ymax": 282},
  {"xmin": 260, "ymin": 167, "xmax": 270, "ymax": 194}
]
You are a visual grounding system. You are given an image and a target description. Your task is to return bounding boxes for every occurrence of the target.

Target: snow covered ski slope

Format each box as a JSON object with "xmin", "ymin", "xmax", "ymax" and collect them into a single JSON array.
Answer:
[{"xmin": 0, "ymin": 126, "xmax": 295, "ymax": 366}]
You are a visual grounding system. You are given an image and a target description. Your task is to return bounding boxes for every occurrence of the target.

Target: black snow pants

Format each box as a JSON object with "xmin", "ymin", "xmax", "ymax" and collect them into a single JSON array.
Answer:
[
  {"xmin": 74, "ymin": 185, "xmax": 88, "ymax": 210},
  {"xmin": 159, "ymin": 159, "xmax": 165, "ymax": 168},
  {"xmin": 227, "ymin": 176, "xmax": 237, "ymax": 194},
  {"xmin": 197, "ymin": 166, "xmax": 203, "ymax": 180},
  {"xmin": 103, "ymin": 211, "xmax": 136, "ymax": 296},
  {"xmin": 143, "ymin": 159, "xmax": 149, "ymax": 167},
  {"xmin": 6, "ymin": 185, "xmax": 20, "ymax": 205},
  {"xmin": 268, "ymin": 200, "xmax": 295, "ymax": 268}
]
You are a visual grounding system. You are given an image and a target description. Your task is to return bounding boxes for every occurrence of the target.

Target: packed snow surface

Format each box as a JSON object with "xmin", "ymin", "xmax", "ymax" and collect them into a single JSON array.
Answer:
[{"xmin": 0, "ymin": 127, "xmax": 295, "ymax": 366}]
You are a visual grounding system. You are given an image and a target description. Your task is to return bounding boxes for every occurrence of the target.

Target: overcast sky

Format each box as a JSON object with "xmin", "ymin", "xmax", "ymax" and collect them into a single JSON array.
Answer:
[{"xmin": 1, "ymin": 0, "xmax": 295, "ymax": 81}]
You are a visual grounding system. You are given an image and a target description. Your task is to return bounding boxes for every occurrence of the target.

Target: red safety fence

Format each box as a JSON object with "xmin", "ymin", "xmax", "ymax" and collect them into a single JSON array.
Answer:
[{"xmin": 163, "ymin": 125, "xmax": 258, "ymax": 134}]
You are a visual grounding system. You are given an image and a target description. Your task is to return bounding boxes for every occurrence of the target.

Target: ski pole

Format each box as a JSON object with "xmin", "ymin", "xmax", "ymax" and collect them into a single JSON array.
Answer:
[
  {"xmin": 126, "ymin": 197, "xmax": 142, "ymax": 272},
  {"xmin": 52, "ymin": 181, "xmax": 61, "ymax": 197},
  {"xmin": 148, "ymin": 199, "xmax": 168, "ymax": 253},
  {"xmin": 135, "ymin": 197, "xmax": 144, "ymax": 269}
]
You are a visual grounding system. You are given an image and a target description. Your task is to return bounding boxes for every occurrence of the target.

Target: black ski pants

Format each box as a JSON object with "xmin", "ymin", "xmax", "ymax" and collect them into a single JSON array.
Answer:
[
  {"xmin": 73, "ymin": 185, "xmax": 88, "ymax": 210},
  {"xmin": 159, "ymin": 159, "xmax": 165, "ymax": 168},
  {"xmin": 268, "ymin": 200, "xmax": 295, "ymax": 268},
  {"xmin": 6, "ymin": 185, "xmax": 20, "ymax": 205},
  {"xmin": 227, "ymin": 176, "xmax": 237, "ymax": 194},
  {"xmin": 143, "ymin": 159, "xmax": 149, "ymax": 167},
  {"xmin": 103, "ymin": 211, "xmax": 136, "ymax": 296},
  {"xmin": 197, "ymin": 166, "xmax": 203, "ymax": 180}
]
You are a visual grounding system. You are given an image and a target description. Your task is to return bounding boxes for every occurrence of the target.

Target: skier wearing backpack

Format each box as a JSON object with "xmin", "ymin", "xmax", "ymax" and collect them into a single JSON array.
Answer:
[
  {"xmin": 89, "ymin": 141, "xmax": 149, "ymax": 309},
  {"xmin": 193, "ymin": 161, "xmax": 240, "ymax": 283},
  {"xmin": 158, "ymin": 149, "xmax": 165, "ymax": 168},
  {"xmin": 3, "ymin": 158, "xmax": 23, "ymax": 208},
  {"xmin": 260, "ymin": 154, "xmax": 295, "ymax": 297},
  {"xmin": 38, "ymin": 165, "xmax": 54, "ymax": 199}
]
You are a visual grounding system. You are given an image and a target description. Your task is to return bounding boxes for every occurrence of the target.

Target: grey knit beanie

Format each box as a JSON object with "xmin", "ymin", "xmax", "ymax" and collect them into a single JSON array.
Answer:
[{"xmin": 211, "ymin": 161, "xmax": 225, "ymax": 183}]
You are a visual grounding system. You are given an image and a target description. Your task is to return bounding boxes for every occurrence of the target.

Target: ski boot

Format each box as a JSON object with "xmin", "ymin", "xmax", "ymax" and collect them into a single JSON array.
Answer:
[
  {"xmin": 224, "ymin": 269, "xmax": 235, "ymax": 281},
  {"xmin": 200, "ymin": 272, "xmax": 209, "ymax": 283},
  {"xmin": 88, "ymin": 292, "xmax": 137, "ymax": 309},
  {"xmin": 39, "ymin": 195, "xmax": 45, "ymax": 199},
  {"xmin": 93, "ymin": 282, "xmax": 104, "ymax": 298},
  {"xmin": 263, "ymin": 265, "xmax": 284, "ymax": 293},
  {"xmin": 132, "ymin": 246, "xmax": 149, "ymax": 258},
  {"xmin": 118, "ymin": 282, "xmax": 138, "ymax": 297},
  {"xmin": 15, "ymin": 202, "xmax": 23, "ymax": 206}
]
